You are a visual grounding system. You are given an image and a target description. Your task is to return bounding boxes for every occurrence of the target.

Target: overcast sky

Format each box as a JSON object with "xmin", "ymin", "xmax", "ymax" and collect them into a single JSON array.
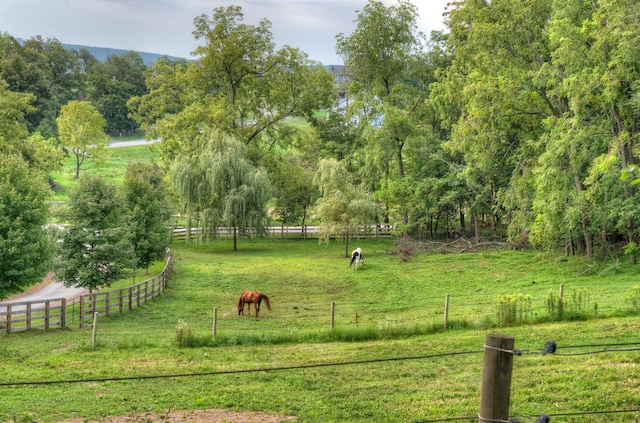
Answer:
[{"xmin": 0, "ymin": 0, "xmax": 449, "ymax": 65}]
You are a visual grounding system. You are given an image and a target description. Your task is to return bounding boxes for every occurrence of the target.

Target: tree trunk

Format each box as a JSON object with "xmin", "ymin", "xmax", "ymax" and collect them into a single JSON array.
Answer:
[
  {"xmin": 472, "ymin": 209, "xmax": 480, "ymax": 245},
  {"xmin": 574, "ymin": 175, "xmax": 593, "ymax": 257},
  {"xmin": 233, "ymin": 226, "xmax": 237, "ymax": 252},
  {"xmin": 186, "ymin": 215, "xmax": 192, "ymax": 245}
]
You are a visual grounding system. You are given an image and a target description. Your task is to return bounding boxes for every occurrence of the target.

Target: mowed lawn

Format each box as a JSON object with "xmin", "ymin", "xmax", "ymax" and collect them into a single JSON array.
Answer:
[{"xmin": 1, "ymin": 238, "xmax": 640, "ymax": 422}]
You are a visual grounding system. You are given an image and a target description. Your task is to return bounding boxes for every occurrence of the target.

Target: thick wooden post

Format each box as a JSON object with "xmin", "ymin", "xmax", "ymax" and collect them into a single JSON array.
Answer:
[{"xmin": 479, "ymin": 334, "xmax": 515, "ymax": 423}]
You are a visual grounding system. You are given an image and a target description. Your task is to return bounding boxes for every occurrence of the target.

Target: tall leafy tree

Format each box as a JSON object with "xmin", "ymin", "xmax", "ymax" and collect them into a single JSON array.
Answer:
[
  {"xmin": 336, "ymin": 0, "xmax": 430, "ymax": 227},
  {"xmin": 0, "ymin": 154, "xmax": 54, "ymax": 299},
  {"xmin": 56, "ymin": 175, "xmax": 135, "ymax": 291},
  {"xmin": 129, "ymin": 6, "xmax": 335, "ymax": 165},
  {"xmin": 0, "ymin": 35, "xmax": 83, "ymax": 138},
  {"xmin": 87, "ymin": 51, "xmax": 147, "ymax": 134},
  {"xmin": 313, "ymin": 158, "xmax": 379, "ymax": 257},
  {"xmin": 170, "ymin": 130, "xmax": 271, "ymax": 251},
  {"xmin": 265, "ymin": 150, "xmax": 316, "ymax": 229},
  {"xmin": 57, "ymin": 100, "xmax": 109, "ymax": 178},
  {"xmin": 122, "ymin": 160, "xmax": 172, "ymax": 275},
  {"xmin": 437, "ymin": 0, "xmax": 556, "ymax": 241}
]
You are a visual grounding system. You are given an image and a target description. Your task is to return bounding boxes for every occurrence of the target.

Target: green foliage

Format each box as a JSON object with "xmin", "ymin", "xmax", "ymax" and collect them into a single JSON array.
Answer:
[
  {"xmin": 626, "ymin": 285, "xmax": 640, "ymax": 312},
  {"xmin": 56, "ymin": 175, "xmax": 136, "ymax": 291},
  {"xmin": 122, "ymin": 160, "xmax": 172, "ymax": 273},
  {"xmin": 546, "ymin": 289, "xmax": 565, "ymax": 321},
  {"xmin": 547, "ymin": 288, "xmax": 591, "ymax": 321},
  {"xmin": 496, "ymin": 294, "xmax": 532, "ymax": 327},
  {"xmin": 313, "ymin": 158, "xmax": 380, "ymax": 255},
  {"xmin": 56, "ymin": 100, "xmax": 110, "ymax": 179},
  {"xmin": 0, "ymin": 35, "xmax": 84, "ymax": 138},
  {"xmin": 170, "ymin": 130, "xmax": 271, "ymax": 250},
  {"xmin": 175, "ymin": 319, "xmax": 195, "ymax": 347},
  {"xmin": 0, "ymin": 155, "xmax": 54, "ymax": 299},
  {"xmin": 130, "ymin": 5, "xmax": 335, "ymax": 166},
  {"xmin": 623, "ymin": 242, "xmax": 639, "ymax": 259},
  {"xmin": 87, "ymin": 51, "xmax": 147, "ymax": 134}
]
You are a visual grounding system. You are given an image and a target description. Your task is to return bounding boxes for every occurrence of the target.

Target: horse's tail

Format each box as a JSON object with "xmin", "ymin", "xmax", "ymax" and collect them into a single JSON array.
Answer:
[
  {"xmin": 238, "ymin": 291, "xmax": 247, "ymax": 310},
  {"xmin": 260, "ymin": 293, "xmax": 272, "ymax": 311},
  {"xmin": 349, "ymin": 255, "xmax": 356, "ymax": 267}
]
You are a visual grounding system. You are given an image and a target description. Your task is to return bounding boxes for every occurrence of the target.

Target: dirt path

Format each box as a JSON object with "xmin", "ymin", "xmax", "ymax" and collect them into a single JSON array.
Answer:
[{"xmin": 54, "ymin": 409, "xmax": 295, "ymax": 422}]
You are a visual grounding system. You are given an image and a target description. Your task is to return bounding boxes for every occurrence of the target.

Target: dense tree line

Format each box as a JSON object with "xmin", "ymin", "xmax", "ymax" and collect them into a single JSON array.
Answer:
[
  {"xmin": 0, "ymin": 34, "xmax": 167, "ymax": 297},
  {"xmin": 1, "ymin": 0, "xmax": 639, "ymax": 297}
]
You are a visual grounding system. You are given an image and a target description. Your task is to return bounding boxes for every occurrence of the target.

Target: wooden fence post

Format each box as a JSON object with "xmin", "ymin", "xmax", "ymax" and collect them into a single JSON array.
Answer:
[
  {"xmin": 80, "ymin": 295, "xmax": 85, "ymax": 329},
  {"xmin": 479, "ymin": 334, "xmax": 515, "ymax": 423},
  {"xmin": 61, "ymin": 299, "xmax": 67, "ymax": 328},
  {"xmin": 6, "ymin": 304, "xmax": 11, "ymax": 334},
  {"xmin": 559, "ymin": 283, "xmax": 564, "ymax": 318},
  {"xmin": 212, "ymin": 307, "xmax": 218, "ymax": 338},
  {"xmin": 26, "ymin": 303, "xmax": 31, "ymax": 331},
  {"xmin": 444, "ymin": 293, "xmax": 450, "ymax": 329},
  {"xmin": 330, "ymin": 302, "xmax": 335, "ymax": 331},
  {"xmin": 92, "ymin": 312, "xmax": 99, "ymax": 347},
  {"xmin": 45, "ymin": 300, "xmax": 50, "ymax": 329}
]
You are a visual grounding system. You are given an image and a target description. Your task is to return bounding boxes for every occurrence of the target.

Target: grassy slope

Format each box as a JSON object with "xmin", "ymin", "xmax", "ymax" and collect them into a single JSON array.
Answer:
[
  {"xmin": 49, "ymin": 143, "xmax": 159, "ymax": 203},
  {"xmin": 2, "ymin": 239, "xmax": 640, "ymax": 422}
]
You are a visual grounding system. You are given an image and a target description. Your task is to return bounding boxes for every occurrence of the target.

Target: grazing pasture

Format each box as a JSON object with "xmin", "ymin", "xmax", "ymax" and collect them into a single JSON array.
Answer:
[{"xmin": 1, "ymin": 238, "xmax": 639, "ymax": 422}]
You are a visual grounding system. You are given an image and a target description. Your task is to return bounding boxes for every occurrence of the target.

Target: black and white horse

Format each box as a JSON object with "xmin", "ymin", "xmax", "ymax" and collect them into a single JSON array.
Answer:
[{"xmin": 349, "ymin": 247, "xmax": 364, "ymax": 269}]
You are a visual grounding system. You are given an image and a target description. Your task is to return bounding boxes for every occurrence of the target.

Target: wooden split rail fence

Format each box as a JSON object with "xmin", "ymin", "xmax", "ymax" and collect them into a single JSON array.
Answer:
[
  {"xmin": 173, "ymin": 224, "xmax": 395, "ymax": 242},
  {"xmin": 0, "ymin": 252, "xmax": 172, "ymax": 334}
]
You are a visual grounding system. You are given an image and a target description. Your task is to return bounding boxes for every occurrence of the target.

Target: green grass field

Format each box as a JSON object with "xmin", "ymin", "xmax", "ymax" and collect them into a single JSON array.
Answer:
[
  {"xmin": 2, "ymin": 238, "xmax": 640, "ymax": 422},
  {"xmin": 49, "ymin": 143, "xmax": 159, "ymax": 203}
]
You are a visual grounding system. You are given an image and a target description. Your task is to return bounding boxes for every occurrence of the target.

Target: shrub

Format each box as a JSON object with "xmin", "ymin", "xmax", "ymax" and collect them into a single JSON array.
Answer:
[
  {"xmin": 176, "ymin": 319, "xmax": 195, "ymax": 347},
  {"xmin": 546, "ymin": 290, "xmax": 564, "ymax": 320},
  {"xmin": 496, "ymin": 294, "xmax": 531, "ymax": 327},
  {"xmin": 626, "ymin": 285, "xmax": 640, "ymax": 312},
  {"xmin": 547, "ymin": 288, "xmax": 590, "ymax": 321}
]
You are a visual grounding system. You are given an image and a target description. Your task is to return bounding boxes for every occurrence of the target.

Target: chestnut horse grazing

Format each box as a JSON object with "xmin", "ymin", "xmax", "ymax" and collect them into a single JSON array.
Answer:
[{"xmin": 237, "ymin": 290, "xmax": 272, "ymax": 318}]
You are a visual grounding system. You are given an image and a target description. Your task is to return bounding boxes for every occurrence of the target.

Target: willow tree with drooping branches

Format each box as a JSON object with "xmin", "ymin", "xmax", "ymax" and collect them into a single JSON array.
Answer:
[{"xmin": 170, "ymin": 130, "xmax": 271, "ymax": 251}]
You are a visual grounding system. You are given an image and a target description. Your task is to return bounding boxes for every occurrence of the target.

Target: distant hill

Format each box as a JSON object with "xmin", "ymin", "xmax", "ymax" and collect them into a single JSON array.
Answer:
[
  {"xmin": 61, "ymin": 43, "xmax": 186, "ymax": 65},
  {"xmin": 16, "ymin": 38, "xmax": 185, "ymax": 65}
]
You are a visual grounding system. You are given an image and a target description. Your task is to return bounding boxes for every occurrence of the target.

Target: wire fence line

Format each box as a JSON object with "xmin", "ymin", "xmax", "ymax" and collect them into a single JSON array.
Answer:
[
  {"xmin": 1, "ymin": 341, "xmax": 638, "ymax": 422},
  {"xmin": 207, "ymin": 286, "xmax": 640, "ymax": 336}
]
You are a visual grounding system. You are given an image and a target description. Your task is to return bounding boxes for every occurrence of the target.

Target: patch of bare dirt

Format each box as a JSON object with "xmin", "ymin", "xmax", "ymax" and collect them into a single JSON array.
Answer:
[{"xmin": 52, "ymin": 409, "xmax": 296, "ymax": 423}]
